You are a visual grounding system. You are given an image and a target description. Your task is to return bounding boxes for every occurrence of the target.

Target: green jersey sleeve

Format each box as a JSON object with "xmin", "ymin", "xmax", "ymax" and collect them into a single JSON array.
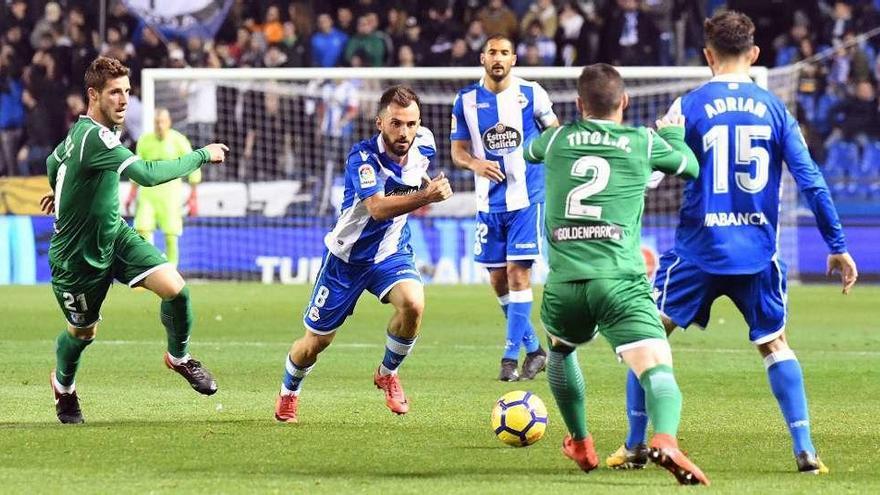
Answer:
[
  {"xmin": 647, "ymin": 126, "xmax": 699, "ymax": 179},
  {"xmin": 85, "ymin": 126, "xmax": 137, "ymax": 172},
  {"xmin": 120, "ymin": 148, "xmax": 210, "ymax": 187},
  {"xmin": 524, "ymin": 126, "xmax": 564, "ymax": 163},
  {"xmin": 176, "ymin": 133, "xmax": 201, "ymax": 185}
]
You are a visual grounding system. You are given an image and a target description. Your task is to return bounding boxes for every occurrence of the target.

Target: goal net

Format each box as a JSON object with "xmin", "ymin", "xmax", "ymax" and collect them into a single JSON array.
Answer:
[{"xmin": 137, "ymin": 66, "xmax": 799, "ymax": 284}]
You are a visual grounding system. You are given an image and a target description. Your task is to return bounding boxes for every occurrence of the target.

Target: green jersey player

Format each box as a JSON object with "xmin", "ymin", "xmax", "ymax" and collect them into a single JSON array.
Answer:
[
  {"xmin": 41, "ymin": 57, "xmax": 229, "ymax": 423},
  {"xmin": 524, "ymin": 64, "xmax": 708, "ymax": 485}
]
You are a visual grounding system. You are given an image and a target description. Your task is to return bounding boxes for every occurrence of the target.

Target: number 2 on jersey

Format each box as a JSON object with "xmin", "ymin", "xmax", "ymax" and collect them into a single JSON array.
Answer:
[
  {"xmin": 565, "ymin": 156, "xmax": 610, "ymax": 220},
  {"xmin": 703, "ymin": 125, "xmax": 772, "ymax": 194}
]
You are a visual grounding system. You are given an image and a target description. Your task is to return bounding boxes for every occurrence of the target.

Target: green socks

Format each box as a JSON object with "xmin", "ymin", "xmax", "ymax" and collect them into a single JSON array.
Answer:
[
  {"xmin": 547, "ymin": 346, "xmax": 589, "ymax": 440},
  {"xmin": 55, "ymin": 330, "xmax": 93, "ymax": 387},
  {"xmin": 160, "ymin": 285, "xmax": 193, "ymax": 358},
  {"xmin": 639, "ymin": 364, "xmax": 682, "ymax": 437}
]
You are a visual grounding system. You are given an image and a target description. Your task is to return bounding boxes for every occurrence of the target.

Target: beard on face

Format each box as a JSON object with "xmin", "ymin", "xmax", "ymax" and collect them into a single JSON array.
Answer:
[
  {"xmin": 485, "ymin": 60, "xmax": 510, "ymax": 81},
  {"xmin": 382, "ymin": 130, "xmax": 413, "ymax": 157}
]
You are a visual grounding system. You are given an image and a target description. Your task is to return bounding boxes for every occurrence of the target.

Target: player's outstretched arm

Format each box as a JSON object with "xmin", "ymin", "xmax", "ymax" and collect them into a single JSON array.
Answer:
[
  {"xmin": 650, "ymin": 116, "xmax": 698, "ymax": 180},
  {"xmin": 363, "ymin": 172, "xmax": 453, "ymax": 221},
  {"xmin": 121, "ymin": 144, "xmax": 228, "ymax": 187}
]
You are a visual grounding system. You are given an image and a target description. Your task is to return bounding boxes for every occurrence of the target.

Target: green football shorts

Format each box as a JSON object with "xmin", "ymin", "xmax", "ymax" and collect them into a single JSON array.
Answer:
[
  {"xmin": 540, "ymin": 276, "xmax": 667, "ymax": 354},
  {"xmin": 50, "ymin": 226, "xmax": 169, "ymax": 327}
]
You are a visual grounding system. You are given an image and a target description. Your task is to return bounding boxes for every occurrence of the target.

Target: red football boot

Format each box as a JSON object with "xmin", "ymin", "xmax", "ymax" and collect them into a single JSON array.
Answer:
[
  {"xmin": 649, "ymin": 433, "xmax": 711, "ymax": 486},
  {"xmin": 373, "ymin": 368, "xmax": 409, "ymax": 415},
  {"xmin": 561, "ymin": 434, "xmax": 599, "ymax": 472},
  {"xmin": 275, "ymin": 394, "xmax": 299, "ymax": 423}
]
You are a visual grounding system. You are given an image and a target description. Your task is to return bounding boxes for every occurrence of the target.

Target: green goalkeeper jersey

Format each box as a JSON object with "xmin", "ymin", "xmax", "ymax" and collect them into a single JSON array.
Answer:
[
  {"xmin": 525, "ymin": 119, "xmax": 698, "ymax": 283},
  {"xmin": 46, "ymin": 115, "xmax": 210, "ymax": 272}
]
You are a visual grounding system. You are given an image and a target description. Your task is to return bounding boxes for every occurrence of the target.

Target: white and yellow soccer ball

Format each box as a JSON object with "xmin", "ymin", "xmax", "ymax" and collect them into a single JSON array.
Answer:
[{"xmin": 491, "ymin": 390, "xmax": 548, "ymax": 447}]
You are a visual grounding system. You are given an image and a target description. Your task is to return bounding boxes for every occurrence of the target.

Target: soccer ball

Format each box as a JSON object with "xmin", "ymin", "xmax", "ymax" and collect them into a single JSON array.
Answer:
[{"xmin": 491, "ymin": 390, "xmax": 548, "ymax": 447}]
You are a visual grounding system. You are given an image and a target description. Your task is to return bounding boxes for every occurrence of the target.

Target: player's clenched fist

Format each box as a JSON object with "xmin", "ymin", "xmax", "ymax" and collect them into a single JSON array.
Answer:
[
  {"xmin": 655, "ymin": 114, "xmax": 685, "ymax": 130},
  {"xmin": 423, "ymin": 172, "xmax": 453, "ymax": 202},
  {"xmin": 203, "ymin": 143, "xmax": 230, "ymax": 163}
]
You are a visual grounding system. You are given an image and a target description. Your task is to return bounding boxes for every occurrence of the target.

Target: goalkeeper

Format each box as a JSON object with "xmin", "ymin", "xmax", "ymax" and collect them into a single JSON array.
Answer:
[{"xmin": 126, "ymin": 108, "xmax": 200, "ymax": 267}]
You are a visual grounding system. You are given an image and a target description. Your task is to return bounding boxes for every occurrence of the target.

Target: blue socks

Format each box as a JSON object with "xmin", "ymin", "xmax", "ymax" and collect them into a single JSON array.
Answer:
[
  {"xmin": 503, "ymin": 289, "xmax": 539, "ymax": 360},
  {"xmin": 765, "ymin": 350, "xmax": 815, "ymax": 455},
  {"xmin": 625, "ymin": 369, "xmax": 649, "ymax": 448},
  {"xmin": 379, "ymin": 332, "xmax": 417, "ymax": 376},
  {"xmin": 281, "ymin": 355, "xmax": 313, "ymax": 396}
]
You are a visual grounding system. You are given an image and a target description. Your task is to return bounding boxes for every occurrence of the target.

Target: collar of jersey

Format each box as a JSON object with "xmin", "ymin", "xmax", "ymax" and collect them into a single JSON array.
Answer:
[
  {"xmin": 373, "ymin": 134, "xmax": 405, "ymax": 176},
  {"xmin": 709, "ymin": 73, "xmax": 753, "ymax": 83},
  {"xmin": 478, "ymin": 77, "xmax": 517, "ymax": 93},
  {"xmin": 78, "ymin": 114, "xmax": 119, "ymax": 132},
  {"xmin": 585, "ymin": 118, "xmax": 617, "ymax": 125}
]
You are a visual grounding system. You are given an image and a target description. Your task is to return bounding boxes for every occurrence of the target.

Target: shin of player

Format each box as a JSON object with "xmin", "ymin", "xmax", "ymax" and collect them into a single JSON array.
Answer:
[
  {"xmin": 617, "ymin": 11, "xmax": 857, "ymax": 474},
  {"xmin": 450, "ymin": 35, "xmax": 559, "ymax": 381},
  {"xmin": 275, "ymin": 86, "xmax": 453, "ymax": 423}
]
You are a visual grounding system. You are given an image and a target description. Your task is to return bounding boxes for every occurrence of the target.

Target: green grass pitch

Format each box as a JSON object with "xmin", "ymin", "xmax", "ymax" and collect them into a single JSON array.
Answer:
[{"xmin": 1, "ymin": 283, "xmax": 878, "ymax": 494}]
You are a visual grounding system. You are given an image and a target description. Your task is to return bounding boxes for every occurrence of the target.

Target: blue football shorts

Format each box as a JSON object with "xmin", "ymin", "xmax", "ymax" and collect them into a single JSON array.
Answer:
[
  {"xmin": 473, "ymin": 202, "xmax": 543, "ymax": 268},
  {"xmin": 302, "ymin": 251, "xmax": 422, "ymax": 334},
  {"xmin": 653, "ymin": 250, "xmax": 788, "ymax": 345}
]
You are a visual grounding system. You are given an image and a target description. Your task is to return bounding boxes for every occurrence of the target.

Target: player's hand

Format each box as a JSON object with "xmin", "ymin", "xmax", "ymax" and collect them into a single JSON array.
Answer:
[
  {"xmin": 203, "ymin": 143, "xmax": 229, "ymax": 164},
  {"xmin": 422, "ymin": 172, "xmax": 453, "ymax": 203},
  {"xmin": 827, "ymin": 252, "xmax": 858, "ymax": 295},
  {"xmin": 655, "ymin": 114, "xmax": 685, "ymax": 130},
  {"xmin": 470, "ymin": 159, "xmax": 505, "ymax": 183},
  {"xmin": 39, "ymin": 192, "xmax": 54, "ymax": 215}
]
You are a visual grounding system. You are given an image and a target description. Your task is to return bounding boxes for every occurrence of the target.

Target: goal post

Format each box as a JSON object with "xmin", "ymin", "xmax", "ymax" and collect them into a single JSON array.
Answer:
[{"xmin": 138, "ymin": 65, "xmax": 799, "ymax": 284}]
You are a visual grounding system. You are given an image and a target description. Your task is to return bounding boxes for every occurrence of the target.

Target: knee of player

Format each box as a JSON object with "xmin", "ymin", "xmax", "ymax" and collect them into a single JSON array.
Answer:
[
  {"xmin": 397, "ymin": 297, "xmax": 425, "ymax": 319},
  {"xmin": 69, "ymin": 324, "xmax": 97, "ymax": 340},
  {"xmin": 757, "ymin": 332, "xmax": 791, "ymax": 357},
  {"xmin": 167, "ymin": 283, "xmax": 190, "ymax": 302}
]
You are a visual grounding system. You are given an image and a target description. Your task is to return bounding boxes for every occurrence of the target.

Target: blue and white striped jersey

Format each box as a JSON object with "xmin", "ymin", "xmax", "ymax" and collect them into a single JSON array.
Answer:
[
  {"xmin": 451, "ymin": 77, "xmax": 556, "ymax": 213},
  {"xmin": 324, "ymin": 127, "xmax": 436, "ymax": 264},
  {"xmin": 668, "ymin": 73, "xmax": 846, "ymax": 274}
]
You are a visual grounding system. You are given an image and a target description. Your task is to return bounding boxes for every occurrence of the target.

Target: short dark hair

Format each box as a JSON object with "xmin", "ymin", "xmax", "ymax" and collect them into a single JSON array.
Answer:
[
  {"xmin": 378, "ymin": 85, "xmax": 420, "ymax": 115},
  {"xmin": 483, "ymin": 34, "xmax": 514, "ymax": 52},
  {"xmin": 704, "ymin": 10, "xmax": 755, "ymax": 57},
  {"xmin": 577, "ymin": 63, "xmax": 624, "ymax": 118},
  {"xmin": 84, "ymin": 56, "xmax": 129, "ymax": 92}
]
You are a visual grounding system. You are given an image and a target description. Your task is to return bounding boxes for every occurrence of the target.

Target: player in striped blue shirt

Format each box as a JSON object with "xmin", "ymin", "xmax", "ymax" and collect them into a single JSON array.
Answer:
[
  {"xmin": 451, "ymin": 35, "xmax": 559, "ymax": 381},
  {"xmin": 608, "ymin": 11, "xmax": 858, "ymax": 474},
  {"xmin": 275, "ymin": 86, "xmax": 453, "ymax": 423}
]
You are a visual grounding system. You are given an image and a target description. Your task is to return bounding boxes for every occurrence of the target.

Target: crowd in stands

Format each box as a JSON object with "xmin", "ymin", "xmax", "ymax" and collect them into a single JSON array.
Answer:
[{"xmin": 1, "ymin": 0, "xmax": 879, "ymax": 203}]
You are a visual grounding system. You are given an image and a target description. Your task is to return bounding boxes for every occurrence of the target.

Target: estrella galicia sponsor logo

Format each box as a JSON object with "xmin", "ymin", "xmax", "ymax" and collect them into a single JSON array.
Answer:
[
  {"xmin": 481, "ymin": 122, "xmax": 522, "ymax": 156},
  {"xmin": 552, "ymin": 223, "xmax": 623, "ymax": 242}
]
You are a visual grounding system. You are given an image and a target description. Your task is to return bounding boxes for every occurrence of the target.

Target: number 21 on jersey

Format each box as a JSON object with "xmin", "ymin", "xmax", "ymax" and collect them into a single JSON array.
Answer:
[{"xmin": 703, "ymin": 124, "xmax": 772, "ymax": 194}]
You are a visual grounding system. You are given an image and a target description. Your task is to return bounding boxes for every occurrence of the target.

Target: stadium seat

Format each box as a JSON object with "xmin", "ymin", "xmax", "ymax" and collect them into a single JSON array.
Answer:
[
  {"xmin": 858, "ymin": 140, "xmax": 880, "ymax": 180},
  {"xmin": 822, "ymin": 140, "xmax": 859, "ymax": 181}
]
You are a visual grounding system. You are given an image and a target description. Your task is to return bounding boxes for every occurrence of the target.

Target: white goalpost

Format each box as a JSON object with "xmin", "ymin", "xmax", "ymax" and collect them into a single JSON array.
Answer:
[{"xmin": 137, "ymin": 65, "xmax": 799, "ymax": 284}]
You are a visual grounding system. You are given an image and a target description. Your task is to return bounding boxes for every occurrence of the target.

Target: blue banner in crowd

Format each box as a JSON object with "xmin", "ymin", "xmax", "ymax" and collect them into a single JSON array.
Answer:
[
  {"xmin": 124, "ymin": 0, "xmax": 233, "ymax": 39},
  {"xmin": 6, "ymin": 216, "xmax": 880, "ymax": 285}
]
